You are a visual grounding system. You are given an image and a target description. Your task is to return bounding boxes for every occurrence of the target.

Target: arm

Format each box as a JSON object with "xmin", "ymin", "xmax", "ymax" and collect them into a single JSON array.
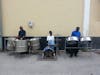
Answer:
[
  {"xmin": 24, "ymin": 30, "xmax": 26, "ymax": 37},
  {"xmin": 18, "ymin": 31, "xmax": 20, "ymax": 37},
  {"xmin": 47, "ymin": 36, "xmax": 49, "ymax": 41},
  {"xmin": 18, "ymin": 31, "xmax": 20, "ymax": 39},
  {"xmin": 71, "ymin": 31, "xmax": 73, "ymax": 36},
  {"xmin": 22, "ymin": 30, "xmax": 26, "ymax": 39}
]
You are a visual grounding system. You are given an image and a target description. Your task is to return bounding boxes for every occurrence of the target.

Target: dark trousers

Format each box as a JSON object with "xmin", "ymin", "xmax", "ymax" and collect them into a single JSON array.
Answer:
[{"xmin": 66, "ymin": 42, "xmax": 79, "ymax": 57}]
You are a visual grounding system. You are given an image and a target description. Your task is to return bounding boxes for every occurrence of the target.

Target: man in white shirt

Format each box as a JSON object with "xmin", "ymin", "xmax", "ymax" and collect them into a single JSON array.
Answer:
[
  {"xmin": 42, "ymin": 31, "xmax": 55, "ymax": 58},
  {"xmin": 47, "ymin": 31, "xmax": 55, "ymax": 50}
]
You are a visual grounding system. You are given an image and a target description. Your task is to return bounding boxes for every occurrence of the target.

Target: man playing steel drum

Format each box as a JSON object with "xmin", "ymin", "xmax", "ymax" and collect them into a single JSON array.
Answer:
[{"xmin": 66, "ymin": 27, "xmax": 81, "ymax": 57}]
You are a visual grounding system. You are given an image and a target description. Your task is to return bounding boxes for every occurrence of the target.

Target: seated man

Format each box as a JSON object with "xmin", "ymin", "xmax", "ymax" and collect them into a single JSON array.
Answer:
[
  {"xmin": 18, "ymin": 26, "xmax": 26, "ymax": 40},
  {"xmin": 47, "ymin": 31, "xmax": 55, "ymax": 50},
  {"xmin": 42, "ymin": 31, "xmax": 55, "ymax": 58}
]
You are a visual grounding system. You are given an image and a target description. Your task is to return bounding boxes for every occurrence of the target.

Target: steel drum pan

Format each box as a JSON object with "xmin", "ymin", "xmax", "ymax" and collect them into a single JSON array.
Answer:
[
  {"xmin": 29, "ymin": 38, "xmax": 40, "ymax": 50},
  {"xmin": 67, "ymin": 36, "xmax": 79, "ymax": 41},
  {"xmin": 80, "ymin": 37, "xmax": 91, "ymax": 41},
  {"xmin": 65, "ymin": 36, "xmax": 92, "ymax": 51},
  {"xmin": 15, "ymin": 39, "xmax": 27, "ymax": 52},
  {"xmin": 6, "ymin": 37, "xmax": 40, "ymax": 53},
  {"xmin": 65, "ymin": 36, "xmax": 92, "ymax": 57},
  {"xmin": 7, "ymin": 38, "xmax": 16, "ymax": 50},
  {"xmin": 79, "ymin": 37, "xmax": 92, "ymax": 50},
  {"xmin": 65, "ymin": 36, "xmax": 79, "ymax": 57},
  {"xmin": 66, "ymin": 36, "xmax": 79, "ymax": 46}
]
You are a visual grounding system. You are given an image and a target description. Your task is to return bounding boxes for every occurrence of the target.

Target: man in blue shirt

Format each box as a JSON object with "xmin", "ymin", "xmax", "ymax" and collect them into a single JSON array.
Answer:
[
  {"xmin": 71, "ymin": 27, "xmax": 81, "ymax": 39},
  {"xmin": 69, "ymin": 27, "xmax": 81, "ymax": 57},
  {"xmin": 18, "ymin": 26, "xmax": 26, "ymax": 40}
]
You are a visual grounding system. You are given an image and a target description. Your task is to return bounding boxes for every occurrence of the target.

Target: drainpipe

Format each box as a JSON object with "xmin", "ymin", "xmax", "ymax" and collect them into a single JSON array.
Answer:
[{"xmin": 83, "ymin": 0, "xmax": 91, "ymax": 36}]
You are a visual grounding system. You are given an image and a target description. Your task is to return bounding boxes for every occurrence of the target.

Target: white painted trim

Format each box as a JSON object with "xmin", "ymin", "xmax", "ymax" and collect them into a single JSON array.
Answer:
[{"xmin": 83, "ymin": 0, "xmax": 91, "ymax": 36}]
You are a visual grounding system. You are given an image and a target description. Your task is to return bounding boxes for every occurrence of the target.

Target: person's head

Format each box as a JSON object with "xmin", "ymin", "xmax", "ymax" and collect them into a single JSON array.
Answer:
[
  {"xmin": 76, "ymin": 27, "xmax": 80, "ymax": 32},
  {"xmin": 49, "ymin": 31, "xmax": 52, "ymax": 36},
  {"xmin": 20, "ymin": 26, "xmax": 23, "ymax": 30}
]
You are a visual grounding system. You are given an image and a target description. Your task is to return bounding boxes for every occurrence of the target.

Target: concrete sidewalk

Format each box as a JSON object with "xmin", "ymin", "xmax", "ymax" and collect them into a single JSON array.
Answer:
[{"xmin": 0, "ymin": 51, "xmax": 100, "ymax": 75}]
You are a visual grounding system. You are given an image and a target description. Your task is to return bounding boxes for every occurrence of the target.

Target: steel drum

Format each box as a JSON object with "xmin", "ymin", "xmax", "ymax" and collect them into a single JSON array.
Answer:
[
  {"xmin": 29, "ymin": 38, "xmax": 40, "ymax": 50},
  {"xmin": 15, "ymin": 39, "xmax": 27, "ymax": 52},
  {"xmin": 65, "ymin": 36, "xmax": 79, "ymax": 57},
  {"xmin": 66, "ymin": 36, "xmax": 79, "ymax": 45},
  {"xmin": 81, "ymin": 37, "xmax": 91, "ymax": 41},
  {"xmin": 7, "ymin": 38, "xmax": 16, "ymax": 50},
  {"xmin": 67, "ymin": 36, "xmax": 79, "ymax": 41},
  {"xmin": 65, "ymin": 36, "xmax": 79, "ymax": 50},
  {"xmin": 80, "ymin": 37, "xmax": 92, "ymax": 50}
]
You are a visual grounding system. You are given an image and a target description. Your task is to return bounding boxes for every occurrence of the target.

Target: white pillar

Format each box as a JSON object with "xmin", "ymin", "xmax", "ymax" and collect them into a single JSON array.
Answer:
[{"xmin": 83, "ymin": 0, "xmax": 91, "ymax": 36}]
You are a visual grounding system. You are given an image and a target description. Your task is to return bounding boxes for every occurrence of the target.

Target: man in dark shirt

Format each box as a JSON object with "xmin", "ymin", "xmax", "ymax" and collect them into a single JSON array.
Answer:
[{"xmin": 18, "ymin": 26, "xmax": 26, "ymax": 40}]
